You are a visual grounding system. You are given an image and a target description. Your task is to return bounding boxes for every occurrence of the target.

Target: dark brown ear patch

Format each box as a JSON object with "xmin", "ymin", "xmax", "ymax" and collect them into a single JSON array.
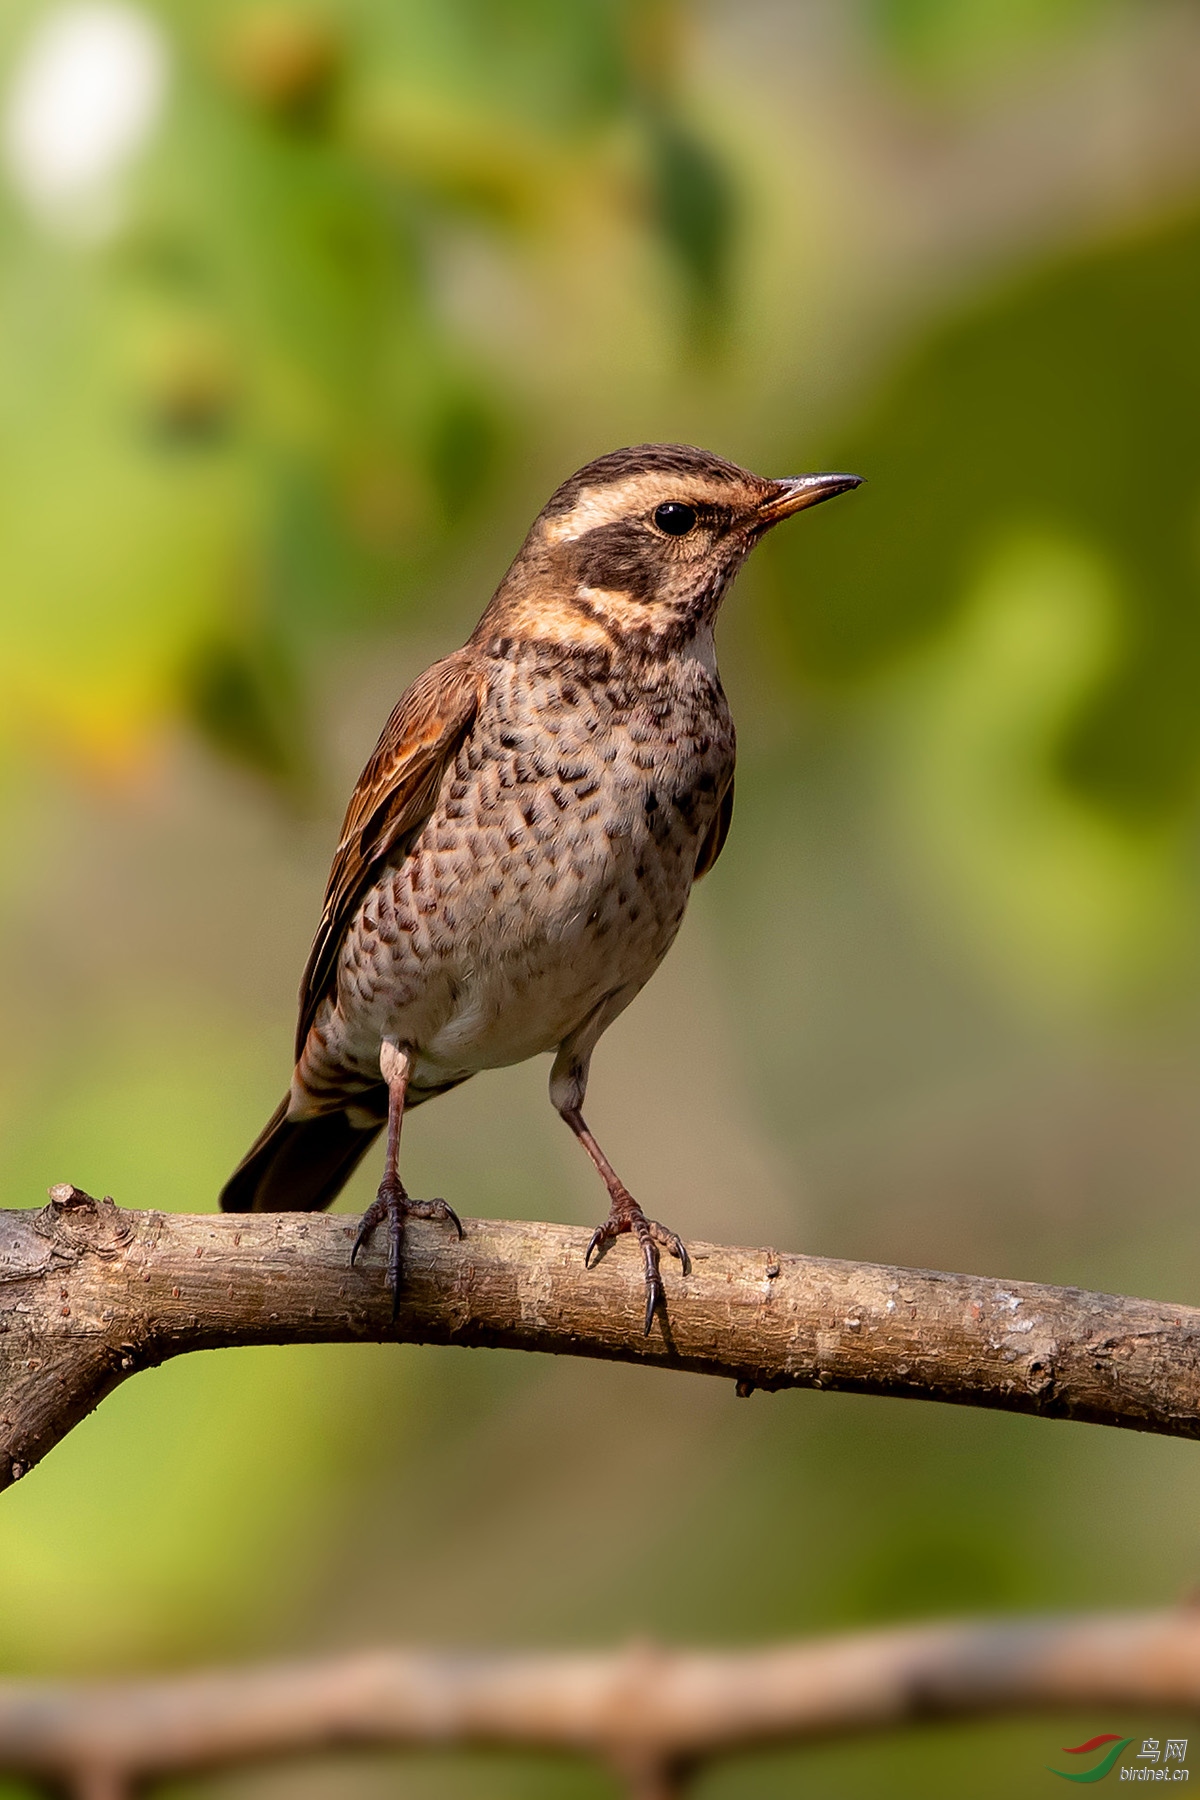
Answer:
[{"xmin": 569, "ymin": 520, "xmax": 662, "ymax": 601}]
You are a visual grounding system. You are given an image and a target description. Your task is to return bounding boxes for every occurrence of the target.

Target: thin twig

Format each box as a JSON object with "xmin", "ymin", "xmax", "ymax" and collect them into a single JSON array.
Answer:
[
  {"xmin": 2, "ymin": 1611, "xmax": 1200, "ymax": 1791},
  {"xmin": 3, "ymin": 1184, "xmax": 1200, "ymax": 1489}
]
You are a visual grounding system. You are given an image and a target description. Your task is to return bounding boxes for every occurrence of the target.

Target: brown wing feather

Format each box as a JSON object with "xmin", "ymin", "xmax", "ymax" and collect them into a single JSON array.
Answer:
[
  {"xmin": 693, "ymin": 773, "xmax": 734, "ymax": 881},
  {"xmin": 295, "ymin": 652, "xmax": 486, "ymax": 1054}
]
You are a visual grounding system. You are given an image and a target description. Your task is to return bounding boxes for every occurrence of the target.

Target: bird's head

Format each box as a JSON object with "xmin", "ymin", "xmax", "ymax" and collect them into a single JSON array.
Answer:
[{"xmin": 478, "ymin": 443, "xmax": 861, "ymax": 656}]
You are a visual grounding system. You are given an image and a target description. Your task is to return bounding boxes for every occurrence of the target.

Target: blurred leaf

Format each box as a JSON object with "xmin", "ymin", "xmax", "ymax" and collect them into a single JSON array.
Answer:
[
  {"xmin": 867, "ymin": 0, "xmax": 1114, "ymax": 86},
  {"xmin": 643, "ymin": 105, "xmax": 734, "ymax": 319},
  {"xmin": 216, "ymin": 4, "xmax": 342, "ymax": 128},
  {"xmin": 182, "ymin": 624, "xmax": 309, "ymax": 793},
  {"xmin": 0, "ymin": 0, "xmax": 731, "ymax": 790},
  {"xmin": 878, "ymin": 533, "xmax": 1190, "ymax": 1014},
  {"xmin": 425, "ymin": 383, "xmax": 500, "ymax": 519},
  {"xmin": 350, "ymin": 89, "xmax": 556, "ymax": 228},
  {"xmin": 0, "ymin": 246, "xmax": 252, "ymax": 772},
  {"xmin": 344, "ymin": 0, "xmax": 633, "ymax": 135},
  {"xmin": 764, "ymin": 206, "xmax": 1200, "ymax": 825}
]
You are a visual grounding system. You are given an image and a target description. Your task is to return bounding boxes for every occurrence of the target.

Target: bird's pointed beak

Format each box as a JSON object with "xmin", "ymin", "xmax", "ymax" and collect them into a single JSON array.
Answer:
[{"xmin": 756, "ymin": 471, "xmax": 863, "ymax": 527}]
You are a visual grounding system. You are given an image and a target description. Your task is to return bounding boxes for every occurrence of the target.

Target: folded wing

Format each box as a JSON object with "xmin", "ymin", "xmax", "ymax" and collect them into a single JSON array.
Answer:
[{"xmin": 295, "ymin": 651, "xmax": 487, "ymax": 1056}]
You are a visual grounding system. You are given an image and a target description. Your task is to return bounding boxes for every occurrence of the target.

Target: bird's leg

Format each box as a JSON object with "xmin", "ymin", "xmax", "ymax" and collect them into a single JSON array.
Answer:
[
  {"xmin": 352, "ymin": 1040, "xmax": 461, "ymax": 1315},
  {"xmin": 551, "ymin": 1049, "xmax": 688, "ymax": 1336},
  {"xmin": 570, "ymin": 1109, "xmax": 690, "ymax": 1336}
]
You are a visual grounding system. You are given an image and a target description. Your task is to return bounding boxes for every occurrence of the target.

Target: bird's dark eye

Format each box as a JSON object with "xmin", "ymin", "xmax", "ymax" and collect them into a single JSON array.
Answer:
[{"xmin": 653, "ymin": 501, "xmax": 697, "ymax": 536}]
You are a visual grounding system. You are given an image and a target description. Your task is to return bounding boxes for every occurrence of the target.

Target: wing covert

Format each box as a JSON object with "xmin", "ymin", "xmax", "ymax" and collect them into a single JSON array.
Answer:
[{"xmin": 295, "ymin": 652, "xmax": 486, "ymax": 1054}]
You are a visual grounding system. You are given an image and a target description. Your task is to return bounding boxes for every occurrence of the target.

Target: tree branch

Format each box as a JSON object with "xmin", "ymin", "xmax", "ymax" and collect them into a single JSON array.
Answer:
[
  {"xmin": 3, "ymin": 1183, "xmax": 1200, "ymax": 1491},
  {"xmin": 3, "ymin": 1610, "xmax": 1200, "ymax": 1797}
]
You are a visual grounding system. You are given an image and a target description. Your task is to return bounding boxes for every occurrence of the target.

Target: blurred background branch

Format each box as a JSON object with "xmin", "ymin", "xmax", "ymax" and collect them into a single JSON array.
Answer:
[
  {"xmin": 5, "ymin": 1184, "xmax": 1200, "ymax": 1494},
  {"xmin": 5, "ymin": 1608, "xmax": 1200, "ymax": 1799}
]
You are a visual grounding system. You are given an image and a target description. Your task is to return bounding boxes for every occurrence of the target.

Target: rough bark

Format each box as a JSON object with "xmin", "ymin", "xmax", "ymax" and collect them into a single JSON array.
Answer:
[
  {"xmin": 3, "ymin": 1184, "xmax": 1200, "ymax": 1491},
  {"xmin": 2, "ymin": 1610, "xmax": 1200, "ymax": 1796}
]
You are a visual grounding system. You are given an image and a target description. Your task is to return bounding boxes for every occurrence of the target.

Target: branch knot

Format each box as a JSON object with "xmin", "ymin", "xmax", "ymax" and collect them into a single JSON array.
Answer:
[{"xmin": 37, "ymin": 1186, "xmax": 133, "ymax": 1260}]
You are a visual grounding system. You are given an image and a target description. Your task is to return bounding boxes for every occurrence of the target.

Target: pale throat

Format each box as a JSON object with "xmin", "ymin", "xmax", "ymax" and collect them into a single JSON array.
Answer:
[
  {"xmin": 484, "ymin": 574, "xmax": 719, "ymax": 656},
  {"xmin": 576, "ymin": 585, "xmax": 682, "ymax": 636}
]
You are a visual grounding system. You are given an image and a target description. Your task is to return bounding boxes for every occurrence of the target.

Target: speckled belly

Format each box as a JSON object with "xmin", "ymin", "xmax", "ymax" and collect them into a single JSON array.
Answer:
[{"xmin": 313, "ymin": 648, "xmax": 734, "ymax": 1098}]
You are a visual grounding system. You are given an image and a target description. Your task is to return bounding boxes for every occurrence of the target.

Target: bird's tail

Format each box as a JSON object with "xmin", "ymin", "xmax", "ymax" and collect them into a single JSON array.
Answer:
[{"xmin": 219, "ymin": 1095, "xmax": 383, "ymax": 1214}]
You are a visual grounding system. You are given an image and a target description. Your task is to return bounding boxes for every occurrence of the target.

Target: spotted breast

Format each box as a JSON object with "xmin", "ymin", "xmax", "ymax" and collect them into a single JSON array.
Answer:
[
  {"xmin": 302, "ymin": 638, "xmax": 734, "ymax": 1112},
  {"xmin": 221, "ymin": 442, "xmax": 861, "ymax": 1333}
]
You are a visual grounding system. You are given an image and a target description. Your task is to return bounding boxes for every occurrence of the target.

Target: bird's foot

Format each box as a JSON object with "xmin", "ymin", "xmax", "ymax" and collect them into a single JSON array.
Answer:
[
  {"xmin": 584, "ymin": 1192, "xmax": 689, "ymax": 1336},
  {"xmin": 352, "ymin": 1182, "xmax": 463, "ymax": 1318}
]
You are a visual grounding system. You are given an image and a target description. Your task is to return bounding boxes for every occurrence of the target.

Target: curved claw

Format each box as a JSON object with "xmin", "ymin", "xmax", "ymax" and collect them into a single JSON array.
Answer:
[
  {"xmin": 352, "ymin": 1189, "xmax": 459, "ymax": 1320},
  {"xmin": 584, "ymin": 1226, "xmax": 607, "ymax": 1269},
  {"xmin": 351, "ymin": 1209, "xmax": 381, "ymax": 1267},
  {"xmin": 583, "ymin": 1205, "xmax": 686, "ymax": 1334},
  {"xmin": 637, "ymin": 1230, "xmax": 664, "ymax": 1336},
  {"xmin": 663, "ymin": 1234, "xmax": 689, "ymax": 1274},
  {"xmin": 405, "ymin": 1196, "xmax": 464, "ymax": 1239}
]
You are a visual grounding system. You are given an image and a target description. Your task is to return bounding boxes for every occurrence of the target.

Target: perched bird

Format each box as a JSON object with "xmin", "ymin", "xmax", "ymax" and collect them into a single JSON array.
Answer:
[{"xmin": 221, "ymin": 444, "xmax": 861, "ymax": 1331}]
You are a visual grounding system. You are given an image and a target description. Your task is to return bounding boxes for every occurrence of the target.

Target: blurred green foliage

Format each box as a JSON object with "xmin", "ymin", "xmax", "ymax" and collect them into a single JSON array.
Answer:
[
  {"xmin": 768, "ymin": 206, "xmax": 1200, "ymax": 825},
  {"xmin": 869, "ymin": 0, "xmax": 1111, "ymax": 86},
  {"xmin": 0, "ymin": 0, "xmax": 732, "ymax": 788},
  {"xmin": 756, "ymin": 208, "xmax": 1200, "ymax": 1013}
]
